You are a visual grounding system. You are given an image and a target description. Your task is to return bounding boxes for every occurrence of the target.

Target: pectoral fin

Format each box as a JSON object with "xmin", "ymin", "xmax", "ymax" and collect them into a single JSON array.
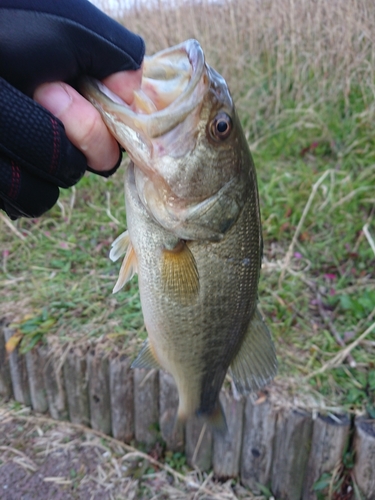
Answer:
[
  {"xmin": 131, "ymin": 339, "xmax": 162, "ymax": 370},
  {"xmin": 111, "ymin": 233, "xmax": 138, "ymax": 293},
  {"xmin": 229, "ymin": 308, "xmax": 277, "ymax": 394},
  {"xmin": 161, "ymin": 240, "xmax": 199, "ymax": 303}
]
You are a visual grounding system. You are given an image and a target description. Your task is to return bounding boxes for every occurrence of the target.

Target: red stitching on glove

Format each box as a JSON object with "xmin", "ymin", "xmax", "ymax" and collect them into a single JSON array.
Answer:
[{"xmin": 8, "ymin": 161, "xmax": 20, "ymax": 200}]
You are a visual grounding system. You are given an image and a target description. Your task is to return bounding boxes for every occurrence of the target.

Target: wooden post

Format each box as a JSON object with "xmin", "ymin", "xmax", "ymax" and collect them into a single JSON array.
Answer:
[
  {"xmin": 63, "ymin": 347, "xmax": 90, "ymax": 426},
  {"xmin": 213, "ymin": 392, "xmax": 244, "ymax": 479},
  {"xmin": 240, "ymin": 396, "xmax": 276, "ymax": 492},
  {"xmin": 352, "ymin": 417, "xmax": 375, "ymax": 498},
  {"xmin": 3, "ymin": 325, "xmax": 31, "ymax": 406},
  {"xmin": 25, "ymin": 347, "xmax": 48, "ymax": 413},
  {"xmin": 271, "ymin": 408, "xmax": 313, "ymax": 500},
  {"xmin": 133, "ymin": 368, "xmax": 159, "ymax": 446},
  {"xmin": 0, "ymin": 321, "xmax": 12, "ymax": 398},
  {"xmin": 303, "ymin": 413, "xmax": 350, "ymax": 500},
  {"xmin": 185, "ymin": 417, "xmax": 213, "ymax": 471},
  {"xmin": 109, "ymin": 353, "xmax": 134, "ymax": 442},
  {"xmin": 40, "ymin": 345, "xmax": 68, "ymax": 421},
  {"xmin": 159, "ymin": 371, "xmax": 184, "ymax": 451},
  {"xmin": 87, "ymin": 347, "xmax": 112, "ymax": 435}
]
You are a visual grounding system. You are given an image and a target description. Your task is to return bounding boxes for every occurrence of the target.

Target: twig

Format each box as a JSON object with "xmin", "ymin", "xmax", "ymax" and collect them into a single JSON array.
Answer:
[
  {"xmin": 106, "ymin": 191, "xmax": 121, "ymax": 226},
  {"xmin": 279, "ymin": 169, "xmax": 332, "ymax": 286},
  {"xmin": 193, "ymin": 470, "xmax": 214, "ymax": 500},
  {"xmin": 316, "ymin": 292, "xmax": 356, "ymax": 367},
  {"xmin": 305, "ymin": 319, "xmax": 375, "ymax": 380},
  {"xmin": 0, "ymin": 212, "xmax": 26, "ymax": 241},
  {"xmin": 56, "ymin": 200, "xmax": 66, "ymax": 219},
  {"xmin": 66, "ymin": 186, "xmax": 76, "ymax": 225},
  {"xmin": 138, "ymin": 369, "xmax": 156, "ymax": 388},
  {"xmin": 191, "ymin": 423, "xmax": 207, "ymax": 466},
  {"xmin": 363, "ymin": 223, "xmax": 375, "ymax": 257}
]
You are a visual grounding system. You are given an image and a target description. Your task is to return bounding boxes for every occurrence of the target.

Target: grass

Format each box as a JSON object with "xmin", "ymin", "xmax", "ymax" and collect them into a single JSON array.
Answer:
[
  {"xmin": 1, "ymin": 0, "xmax": 375, "ymax": 416},
  {"xmin": 0, "ymin": 171, "xmax": 145, "ymax": 356}
]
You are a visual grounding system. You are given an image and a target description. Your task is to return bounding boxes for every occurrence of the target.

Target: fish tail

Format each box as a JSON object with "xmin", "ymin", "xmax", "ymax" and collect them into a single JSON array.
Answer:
[
  {"xmin": 204, "ymin": 399, "xmax": 228, "ymax": 435},
  {"xmin": 174, "ymin": 401, "xmax": 228, "ymax": 436}
]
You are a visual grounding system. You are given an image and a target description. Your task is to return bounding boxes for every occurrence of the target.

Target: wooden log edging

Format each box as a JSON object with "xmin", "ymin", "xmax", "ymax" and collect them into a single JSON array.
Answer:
[
  {"xmin": 303, "ymin": 413, "xmax": 351, "ymax": 500},
  {"xmin": 0, "ymin": 320, "xmax": 12, "ymax": 399},
  {"xmin": 353, "ymin": 417, "xmax": 375, "ymax": 498},
  {"xmin": 39, "ymin": 344, "xmax": 68, "ymax": 421},
  {"xmin": 109, "ymin": 353, "xmax": 134, "ymax": 442},
  {"xmin": 0, "ymin": 320, "xmax": 374, "ymax": 499}
]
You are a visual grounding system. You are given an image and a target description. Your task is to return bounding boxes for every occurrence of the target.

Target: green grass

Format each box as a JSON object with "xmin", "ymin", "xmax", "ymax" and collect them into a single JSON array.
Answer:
[
  {"xmin": 0, "ymin": 171, "xmax": 145, "ymax": 356},
  {"xmin": 253, "ymin": 86, "xmax": 375, "ymax": 412}
]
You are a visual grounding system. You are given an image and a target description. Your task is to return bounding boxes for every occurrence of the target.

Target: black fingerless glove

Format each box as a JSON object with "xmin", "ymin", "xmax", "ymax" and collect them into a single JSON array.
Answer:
[
  {"xmin": 0, "ymin": 79, "xmax": 88, "ymax": 219},
  {"xmin": 0, "ymin": 0, "xmax": 145, "ymax": 219}
]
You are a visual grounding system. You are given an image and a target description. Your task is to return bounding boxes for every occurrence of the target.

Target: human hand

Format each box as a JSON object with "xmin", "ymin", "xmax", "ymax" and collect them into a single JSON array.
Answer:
[
  {"xmin": 34, "ymin": 69, "xmax": 143, "ymax": 174},
  {"xmin": 0, "ymin": 0, "xmax": 145, "ymax": 219}
]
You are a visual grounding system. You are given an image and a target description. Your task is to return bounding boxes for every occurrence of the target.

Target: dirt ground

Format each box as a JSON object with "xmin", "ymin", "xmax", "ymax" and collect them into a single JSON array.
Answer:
[{"xmin": 0, "ymin": 403, "xmax": 260, "ymax": 500}]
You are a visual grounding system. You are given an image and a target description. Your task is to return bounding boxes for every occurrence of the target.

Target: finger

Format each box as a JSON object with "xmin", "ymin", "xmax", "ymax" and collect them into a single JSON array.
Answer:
[
  {"xmin": 103, "ymin": 66, "xmax": 143, "ymax": 105},
  {"xmin": 34, "ymin": 82, "xmax": 120, "ymax": 172}
]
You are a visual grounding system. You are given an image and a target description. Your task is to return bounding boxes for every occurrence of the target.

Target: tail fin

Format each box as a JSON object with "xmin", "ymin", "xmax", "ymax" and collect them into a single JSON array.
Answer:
[
  {"xmin": 202, "ymin": 400, "xmax": 228, "ymax": 436},
  {"xmin": 174, "ymin": 400, "xmax": 228, "ymax": 436}
]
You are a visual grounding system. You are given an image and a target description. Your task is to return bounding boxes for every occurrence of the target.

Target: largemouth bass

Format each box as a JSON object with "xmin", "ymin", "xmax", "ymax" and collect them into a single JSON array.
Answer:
[{"xmin": 83, "ymin": 40, "xmax": 277, "ymax": 431}]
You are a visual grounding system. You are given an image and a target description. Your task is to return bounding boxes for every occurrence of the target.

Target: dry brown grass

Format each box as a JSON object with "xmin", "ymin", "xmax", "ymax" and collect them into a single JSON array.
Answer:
[
  {"xmin": 97, "ymin": 0, "xmax": 375, "ymax": 113},
  {"xmin": 0, "ymin": 402, "xmax": 263, "ymax": 499}
]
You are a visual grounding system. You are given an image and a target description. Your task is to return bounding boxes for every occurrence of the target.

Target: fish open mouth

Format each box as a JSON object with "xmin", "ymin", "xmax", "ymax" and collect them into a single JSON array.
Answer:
[{"xmin": 83, "ymin": 39, "xmax": 208, "ymax": 141}]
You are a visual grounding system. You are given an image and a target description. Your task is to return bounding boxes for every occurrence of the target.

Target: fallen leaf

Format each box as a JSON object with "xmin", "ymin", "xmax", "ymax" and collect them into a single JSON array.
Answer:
[{"xmin": 5, "ymin": 332, "xmax": 23, "ymax": 354}]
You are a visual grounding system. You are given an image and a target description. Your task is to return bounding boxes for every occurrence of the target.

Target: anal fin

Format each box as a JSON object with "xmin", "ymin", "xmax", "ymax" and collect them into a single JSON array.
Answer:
[
  {"xmin": 131, "ymin": 339, "xmax": 162, "ymax": 370},
  {"xmin": 229, "ymin": 307, "xmax": 277, "ymax": 394}
]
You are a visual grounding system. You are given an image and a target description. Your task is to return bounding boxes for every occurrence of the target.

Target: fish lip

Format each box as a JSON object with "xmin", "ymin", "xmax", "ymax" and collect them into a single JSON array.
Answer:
[{"xmin": 82, "ymin": 39, "xmax": 208, "ymax": 140}]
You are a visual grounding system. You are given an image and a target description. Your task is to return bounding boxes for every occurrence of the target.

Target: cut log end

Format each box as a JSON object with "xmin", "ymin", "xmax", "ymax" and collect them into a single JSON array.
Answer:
[{"xmin": 353, "ymin": 417, "xmax": 375, "ymax": 499}]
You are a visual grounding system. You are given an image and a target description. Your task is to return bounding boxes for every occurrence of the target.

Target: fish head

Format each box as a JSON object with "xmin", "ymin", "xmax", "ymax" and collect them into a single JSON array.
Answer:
[{"xmin": 83, "ymin": 39, "xmax": 253, "ymax": 240}]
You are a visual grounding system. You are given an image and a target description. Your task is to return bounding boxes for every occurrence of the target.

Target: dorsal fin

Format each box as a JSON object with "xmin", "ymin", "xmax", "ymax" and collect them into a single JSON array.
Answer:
[{"xmin": 229, "ymin": 308, "xmax": 277, "ymax": 394}]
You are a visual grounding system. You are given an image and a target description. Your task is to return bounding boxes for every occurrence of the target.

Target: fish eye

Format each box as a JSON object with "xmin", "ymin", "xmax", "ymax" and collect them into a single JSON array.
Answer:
[{"xmin": 210, "ymin": 112, "xmax": 232, "ymax": 141}]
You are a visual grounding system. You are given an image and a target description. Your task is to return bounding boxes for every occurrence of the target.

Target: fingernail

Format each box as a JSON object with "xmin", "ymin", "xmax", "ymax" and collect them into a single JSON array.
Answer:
[{"xmin": 34, "ymin": 83, "xmax": 72, "ymax": 117}]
